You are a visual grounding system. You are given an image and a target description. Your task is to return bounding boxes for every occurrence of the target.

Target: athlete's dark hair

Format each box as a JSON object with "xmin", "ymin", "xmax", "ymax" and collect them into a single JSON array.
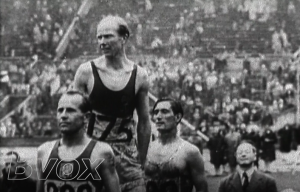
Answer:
[
  {"xmin": 61, "ymin": 90, "xmax": 92, "ymax": 113},
  {"xmin": 117, "ymin": 23, "xmax": 130, "ymax": 39},
  {"xmin": 152, "ymin": 98, "xmax": 184, "ymax": 123},
  {"xmin": 6, "ymin": 151, "xmax": 20, "ymax": 162}
]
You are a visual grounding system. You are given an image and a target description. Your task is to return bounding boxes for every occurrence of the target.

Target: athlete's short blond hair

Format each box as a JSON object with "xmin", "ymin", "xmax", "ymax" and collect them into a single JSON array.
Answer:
[{"xmin": 97, "ymin": 15, "xmax": 130, "ymax": 39}]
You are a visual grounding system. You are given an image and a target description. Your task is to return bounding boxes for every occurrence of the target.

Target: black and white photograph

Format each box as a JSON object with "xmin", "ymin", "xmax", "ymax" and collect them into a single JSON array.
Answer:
[{"xmin": 1, "ymin": 0, "xmax": 300, "ymax": 191}]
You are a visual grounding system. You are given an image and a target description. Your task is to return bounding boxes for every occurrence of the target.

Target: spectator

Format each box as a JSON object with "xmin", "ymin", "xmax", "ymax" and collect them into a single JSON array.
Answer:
[
  {"xmin": 0, "ymin": 123, "xmax": 7, "ymax": 137},
  {"xmin": 272, "ymin": 30, "xmax": 282, "ymax": 54},
  {"xmin": 0, "ymin": 151, "xmax": 36, "ymax": 192},
  {"xmin": 187, "ymin": 131, "xmax": 204, "ymax": 154},
  {"xmin": 224, "ymin": 126, "xmax": 242, "ymax": 173},
  {"xmin": 278, "ymin": 125, "xmax": 293, "ymax": 153},
  {"xmin": 260, "ymin": 128, "xmax": 277, "ymax": 173},
  {"xmin": 207, "ymin": 127, "xmax": 227, "ymax": 176},
  {"xmin": 244, "ymin": 124, "xmax": 261, "ymax": 168},
  {"xmin": 43, "ymin": 121, "xmax": 53, "ymax": 137},
  {"xmin": 261, "ymin": 107, "xmax": 274, "ymax": 127},
  {"xmin": 218, "ymin": 141, "xmax": 278, "ymax": 192}
]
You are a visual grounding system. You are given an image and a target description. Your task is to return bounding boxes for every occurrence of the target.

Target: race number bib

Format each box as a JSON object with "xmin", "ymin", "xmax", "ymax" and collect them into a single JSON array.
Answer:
[
  {"xmin": 88, "ymin": 115, "xmax": 133, "ymax": 143},
  {"xmin": 45, "ymin": 180, "xmax": 96, "ymax": 192}
]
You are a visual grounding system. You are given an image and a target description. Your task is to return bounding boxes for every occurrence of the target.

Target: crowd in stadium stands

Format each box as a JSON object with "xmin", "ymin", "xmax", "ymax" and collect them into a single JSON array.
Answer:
[
  {"xmin": 2, "ymin": 0, "xmax": 81, "ymax": 58},
  {"xmin": 2, "ymin": 0, "xmax": 299, "ymax": 58},
  {"xmin": 1, "ymin": 53, "xmax": 300, "ymax": 150},
  {"xmin": 0, "ymin": 57, "xmax": 75, "ymax": 138},
  {"xmin": 105, "ymin": 0, "xmax": 297, "ymax": 57}
]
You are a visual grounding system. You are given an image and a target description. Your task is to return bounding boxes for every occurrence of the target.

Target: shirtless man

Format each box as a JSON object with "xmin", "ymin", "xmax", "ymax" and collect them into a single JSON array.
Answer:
[
  {"xmin": 73, "ymin": 15, "xmax": 151, "ymax": 192},
  {"xmin": 36, "ymin": 91, "xmax": 120, "ymax": 192},
  {"xmin": 144, "ymin": 98, "xmax": 208, "ymax": 192}
]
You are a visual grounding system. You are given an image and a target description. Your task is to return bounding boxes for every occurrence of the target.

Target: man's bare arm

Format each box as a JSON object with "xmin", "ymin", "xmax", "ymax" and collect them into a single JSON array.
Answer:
[
  {"xmin": 73, "ymin": 63, "xmax": 90, "ymax": 95},
  {"xmin": 96, "ymin": 144, "xmax": 120, "ymax": 192},
  {"xmin": 187, "ymin": 146, "xmax": 208, "ymax": 192},
  {"xmin": 135, "ymin": 74, "xmax": 151, "ymax": 166}
]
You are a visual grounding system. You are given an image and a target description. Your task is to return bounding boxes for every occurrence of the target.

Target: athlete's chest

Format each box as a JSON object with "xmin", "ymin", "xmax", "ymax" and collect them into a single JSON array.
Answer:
[
  {"xmin": 57, "ymin": 146, "xmax": 85, "ymax": 160},
  {"xmin": 92, "ymin": 65, "xmax": 133, "ymax": 91},
  {"xmin": 103, "ymin": 70, "xmax": 132, "ymax": 89},
  {"xmin": 145, "ymin": 144, "xmax": 187, "ymax": 177}
]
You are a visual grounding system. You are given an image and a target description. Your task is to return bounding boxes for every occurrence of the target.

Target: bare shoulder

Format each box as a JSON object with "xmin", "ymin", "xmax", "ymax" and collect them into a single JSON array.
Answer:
[
  {"xmin": 181, "ymin": 139, "xmax": 202, "ymax": 160},
  {"xmin": 183, "ymin": 139, "xmax": 201, "ymax": 154},
  {"xmin": 137, "ymin": 65, "xmax": 148, "ymax": 81},
  {"xmin": 135, "ymin": 65, "xmax": 149, "ymax": 91},
  {"xmin": 91, "ymin": 141, "xmax": 114, "ymax": 159},
  {"xmin": 89, "ymin": 141, "xmax": 116, "ymax": 169},
  {"xmin": 37, "ymin": 140, "xmax": 56, "ymax": 156},
  {"xmin": 136, "ymin": 65, "xmax": 148, "ymax": 78},
  {"xmin": 37, "ymin": 140, "xmax": 57, "ymax": 169},
  {"xmin": 75, "ymin": 61, "xmax": 93, "ymax": 77},
  {"xmin": 73, "ymin": 61, "xmax": 94, "ymax": 91}
]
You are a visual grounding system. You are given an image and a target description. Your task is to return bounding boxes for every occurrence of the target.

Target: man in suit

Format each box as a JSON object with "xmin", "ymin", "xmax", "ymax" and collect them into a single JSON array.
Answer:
[
  {"xmin": 218, "ymin": 141, "xmax": 278, "ymax": 192},
  {"xmin": 0, "ymin": 151, "xmax": 36, "ymax": 192}
]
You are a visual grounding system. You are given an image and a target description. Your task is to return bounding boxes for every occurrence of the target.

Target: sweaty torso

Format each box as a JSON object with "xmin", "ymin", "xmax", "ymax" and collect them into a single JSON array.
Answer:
[{"xmin": 144, "ymin": 139, "xmax": 194, "ymax": 192}]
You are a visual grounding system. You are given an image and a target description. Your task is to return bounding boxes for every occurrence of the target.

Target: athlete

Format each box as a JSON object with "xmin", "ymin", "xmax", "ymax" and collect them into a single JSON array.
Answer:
[
  {"xmin": 36, "ymin": 91, "xmax": 120, "ymax": 192},
  {"xmin": 73, "ymin": 15, "xmax": 151, "ymax": 192},
  {"xmin": 144, "ymin": 98, "xmax": 208, "ymax": 192}
]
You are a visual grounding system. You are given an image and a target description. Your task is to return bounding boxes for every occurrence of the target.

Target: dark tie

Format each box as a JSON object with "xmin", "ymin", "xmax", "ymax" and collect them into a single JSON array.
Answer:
[{"xmin": 243, "ymin": 172, "xmax": 249, "ymax": 192}]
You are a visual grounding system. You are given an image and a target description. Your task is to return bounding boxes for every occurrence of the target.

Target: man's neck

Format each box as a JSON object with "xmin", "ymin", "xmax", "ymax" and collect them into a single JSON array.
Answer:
[
  {"xmin": 105, "ymin": 52, "xmax": 128, "ymax": 70},
  {"xmin": 61, "ymin": 129, "xmax": 87, "ymax": 147},
  {"xmin": 158, "ymin": 129, "xmax": 179, "ymax": 145},
  {"xmin": 237, "ymin": 164, "xmax": 254, "ymax": 172}
]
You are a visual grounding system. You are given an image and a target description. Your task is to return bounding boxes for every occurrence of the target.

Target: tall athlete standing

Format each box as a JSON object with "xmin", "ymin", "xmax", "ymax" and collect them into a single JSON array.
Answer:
[{"xmin": 73, "ymin": 15, "xmax": 151, "ymax": 192}]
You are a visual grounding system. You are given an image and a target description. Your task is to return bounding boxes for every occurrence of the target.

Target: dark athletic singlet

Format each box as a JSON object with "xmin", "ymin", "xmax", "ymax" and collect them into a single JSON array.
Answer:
[
  {"xmin": 144, "ymin": 142, "xmax": 193, "ymax": 192},
  {"xmin": 87, "ymin": 61, "xmax": 143, "ymax": 188},
  {"xmin": 42, "ymin": 140, "xmax": 103, "ymax": 192},
  {"xmin": 87, "ymin": 61, "xmax": 137, "ymax": 143},
  {"xmin": 89, "ymin": 61, "xmax": 136, "ymax": 118}
]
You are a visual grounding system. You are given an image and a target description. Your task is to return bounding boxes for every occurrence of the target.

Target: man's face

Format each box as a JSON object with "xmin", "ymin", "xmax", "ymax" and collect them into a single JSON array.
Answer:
[
  {"xmin": 212, "ymin": 127, "xmax": 219, "ymax": 135},
  {"xmin": 4, "ymin": 154, "xmax": 18, "ymax": 176},
  {"xmin": 96, "ymin": 20, "xmax": 123, "ymax": 57},
  {"xmin": 152, "ymin": 101, "xmax": 178, "ymax": 133},
  {"xmin": 236, "ymin": 143, "xmax": 256, "ymax": 167},
  {"xmin": 57, "ymin": 94, "xmax": 85, "ymax": 135}
]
